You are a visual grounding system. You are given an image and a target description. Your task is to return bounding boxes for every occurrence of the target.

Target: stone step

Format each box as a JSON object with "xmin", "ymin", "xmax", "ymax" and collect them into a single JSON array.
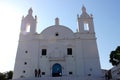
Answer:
[{"xmin": 13, "ymin": 77, "xmax": 105, "ymax": 80}]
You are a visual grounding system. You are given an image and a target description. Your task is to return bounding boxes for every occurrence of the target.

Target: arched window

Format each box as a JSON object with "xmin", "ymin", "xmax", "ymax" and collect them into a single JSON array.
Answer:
[
  {"xmin": 26, "ymin": 24, "xmax": 30, "ymax": 32},
  {"xmin": 84, "ymin": 23, "xmax": 89, "ymax": 31}
]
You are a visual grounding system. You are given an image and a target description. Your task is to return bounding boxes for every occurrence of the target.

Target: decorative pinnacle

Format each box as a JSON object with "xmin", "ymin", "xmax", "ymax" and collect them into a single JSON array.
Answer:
[
  {"xmin": 55, "ymin": 17, "xmax": 59, "ymax": 25},
  {"xmin": 82, "ymin": 5, "xmax": 86, "ymax": 13},
  {"xmin": 77, "ymin": 14, "xmax": 79, "ymax": 19},
  {"xmin": 28, "ymin": 8, "xmax": 33, "ymax": 15}
]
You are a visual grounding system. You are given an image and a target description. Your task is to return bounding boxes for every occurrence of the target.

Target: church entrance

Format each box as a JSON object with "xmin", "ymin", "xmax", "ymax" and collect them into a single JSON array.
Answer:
[{"xmin": 52, "ymin": 63, "xmax": 62, "ymax": 77}]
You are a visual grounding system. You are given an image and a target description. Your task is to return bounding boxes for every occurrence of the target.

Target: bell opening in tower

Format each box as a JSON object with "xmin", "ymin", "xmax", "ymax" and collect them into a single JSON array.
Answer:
[
  {"xmin": 26, "ymin": 24, "xmax": 30, "ymax": 32},
  {"xmin": 84, "ymin": 23, "xmax": 89, "ymax": 31}
]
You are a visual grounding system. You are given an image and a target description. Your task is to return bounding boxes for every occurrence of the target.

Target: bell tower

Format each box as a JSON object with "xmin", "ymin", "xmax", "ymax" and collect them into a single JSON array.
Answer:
[
  {"xmin": 21, "ymin": 8, "xmax": 37, "ymax": 34},
  {"xmin": 75, "ymin": 6, "xmax": 102, "ymax": 78},
  {"xmin": 77, "ymin": 6, "xmax": 95, "ymax": 33}
]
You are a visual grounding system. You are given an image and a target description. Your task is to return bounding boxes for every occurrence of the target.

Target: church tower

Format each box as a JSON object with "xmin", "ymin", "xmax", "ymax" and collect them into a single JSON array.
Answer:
[
  {"xmin": 21, "ymin": 8, "xmax": 37, "ymax": 33},
  {"xmin": 13, "ymin": 8, "xmax": 39, "ymax": 79},
  {"xmin": 75, "ymin": 6, "xmax": 102, "ymax": 79},
  {"xmin": 77, "ymin": 6, "xmax": 94, "ymax": 33},
  {"xmin": 13, "ymin": 6, "xmax": 104, "ymax": 80}
]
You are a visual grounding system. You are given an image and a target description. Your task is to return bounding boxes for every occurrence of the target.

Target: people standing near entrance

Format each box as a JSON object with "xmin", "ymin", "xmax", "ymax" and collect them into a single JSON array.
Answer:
[
  {"xmin": 34, "ymin": 69, "xmax": 41, "ymax": 77},
  {"xmin": 38, "ymin": 69, "xmax": 41, "ymax": 77},
  {"xmin": 34, "ymin": 69, "xmax": 37, "ymax": 77}
]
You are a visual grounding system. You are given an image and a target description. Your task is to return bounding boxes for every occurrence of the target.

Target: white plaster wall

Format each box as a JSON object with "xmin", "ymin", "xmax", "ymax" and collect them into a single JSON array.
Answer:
[
  {"xmin": 80, "ymin": 36, "xmax": 102, "ymax": 77},
  {"xmin": 13, "ymin": 34, "xmax": 39, "ymax": 79},
  {"xmin": 38, "ymin": 38, "xmax": 76, "ymax": 76},
  {"xmin": 13, "ymin": 25, "xmax": 102, "ymax": 79},
  {"xmin": 40, "ymin": 25, "xmax": 74, "ymax": 40}
]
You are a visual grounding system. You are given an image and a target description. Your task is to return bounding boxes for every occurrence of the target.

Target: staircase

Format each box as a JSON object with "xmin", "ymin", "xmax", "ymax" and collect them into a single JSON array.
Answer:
[{"xmin": 12, "ymin": 76, "xmax": 105, "ymax": 80}]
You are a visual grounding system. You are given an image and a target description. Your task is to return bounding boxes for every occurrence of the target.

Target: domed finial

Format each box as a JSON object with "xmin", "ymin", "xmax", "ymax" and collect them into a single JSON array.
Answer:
[
  {"xmin": 55, "ymin": 17, "xmax": 59, "ymax": 25},
  {"xmin": 22, "ymin": 16, "xmax": 24, "ymax": 20},
  {"xmin": 90, "ymin": 14, "xmax": 93, "ymax": 18},
  {"xmin": 77, "ymin": 14, "xmax": 79, "ymax": 19},
  {"xmin": 82, "ymin": 5, "xmax": 86, "ymax": 13},
  {"xmin": 35, "ymin": 15, "xmax": 37, "ymax": 21},
  {"xmin": 28, "ymin": 8, "xmax": 33, "ymax": 15}
]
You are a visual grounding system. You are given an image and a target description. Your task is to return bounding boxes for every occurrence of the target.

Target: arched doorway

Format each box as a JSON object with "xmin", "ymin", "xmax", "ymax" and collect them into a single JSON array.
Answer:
[{"xmin": 52, "ymin": 63, "xmax": 62, "ymax": 77}]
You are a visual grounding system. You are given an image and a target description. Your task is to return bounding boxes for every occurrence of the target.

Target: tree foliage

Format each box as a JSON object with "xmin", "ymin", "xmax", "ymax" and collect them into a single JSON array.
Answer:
[
  {"xmin": 0, "ymin": 72, "xmax": 6, "ymax": 80},
  {"xmin": 109, "ymin": 46, "xmax": 120, "ymax": 66},
  {"xmin": 0, "ymin": 71, "xmax": 13, "ymax": 80}
]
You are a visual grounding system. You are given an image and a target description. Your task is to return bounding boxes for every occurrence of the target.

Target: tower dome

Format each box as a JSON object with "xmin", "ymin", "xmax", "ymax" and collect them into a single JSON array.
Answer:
[{"xmin": 28, "ymin": 8, "xmax": 33, "ymax": 15}]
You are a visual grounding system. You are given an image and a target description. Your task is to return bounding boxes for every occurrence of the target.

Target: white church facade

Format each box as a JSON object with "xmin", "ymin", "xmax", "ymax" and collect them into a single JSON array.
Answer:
[{"xmin": 13, "ymin": 6, "xmax": 104, "ymax": 80}]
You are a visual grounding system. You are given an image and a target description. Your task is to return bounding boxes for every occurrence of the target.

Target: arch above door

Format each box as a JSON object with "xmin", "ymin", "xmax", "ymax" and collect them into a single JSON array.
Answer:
[{"xmin": 52, "ymin": 63, "xmax": 62, "ymax": 77}]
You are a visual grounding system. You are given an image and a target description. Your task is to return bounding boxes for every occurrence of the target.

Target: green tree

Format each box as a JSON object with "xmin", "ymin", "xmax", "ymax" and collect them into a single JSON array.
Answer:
[
  {"xmin": 0, "ymin": 71, "xmax": 13, "ymax": 80},
  {"xmin": 5, "ymin": 71, "xmax": 13, "ymax": 80},
  {"xmin": 109, "ymin": 46, "xmax": 120, "ymax": 66},
  {"xmin": 0, "ymin": 72, "xmax": 7, "ymax": 80}
]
